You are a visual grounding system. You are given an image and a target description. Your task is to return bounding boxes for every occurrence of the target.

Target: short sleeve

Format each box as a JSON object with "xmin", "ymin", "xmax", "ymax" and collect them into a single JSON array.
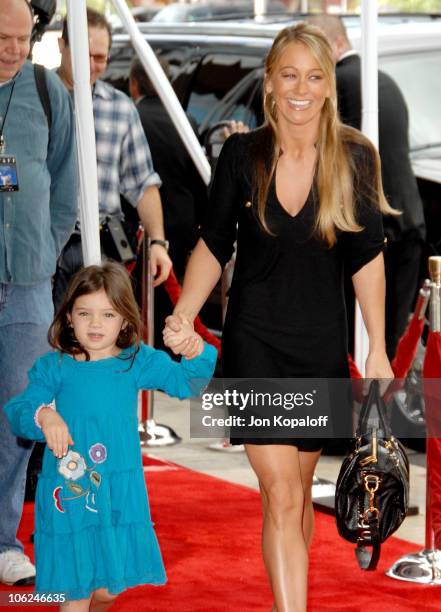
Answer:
[
  {"xmin": 3, "ymin": 352, "xmax": 60, "ymax": 441},
  {"xmin": 341, "ymin": 144, "xmax": 385, "ymax": 276},
  {"xmin": 199, "ymin": 133, "xmax": 243, "ymax": 268},
  {"xmin": 134, "ymin": 342, "xmax": 217, "ymax": 399}
]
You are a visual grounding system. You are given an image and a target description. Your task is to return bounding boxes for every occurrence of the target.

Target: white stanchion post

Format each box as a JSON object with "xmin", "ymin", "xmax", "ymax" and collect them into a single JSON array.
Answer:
[
  {"xmin": 110, "ymin": 0, "xmax": 211, "ymax": 187},
  {"xmin": 354, "ymin": 0, "xmax": 379, "ymax": 375},
  {"xmin": 254, "ymin": 0, "xmax": 267, "ymax": 20},
  {"xmin": 66, "ymin": 0, "xmax": 101, "ymax": 266}
]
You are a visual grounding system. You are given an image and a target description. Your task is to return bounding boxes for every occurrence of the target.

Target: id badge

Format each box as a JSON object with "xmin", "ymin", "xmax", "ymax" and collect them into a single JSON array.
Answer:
[{"xmin": 0, "ymin": 155, "xmax": 19, "ymax": 192}]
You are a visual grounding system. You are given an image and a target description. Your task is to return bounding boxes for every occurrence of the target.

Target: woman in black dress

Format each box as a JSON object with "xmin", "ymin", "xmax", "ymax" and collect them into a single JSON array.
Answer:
[{"xmin": 164, "ymin": 23, "xmax": 395, "ymax": 612}]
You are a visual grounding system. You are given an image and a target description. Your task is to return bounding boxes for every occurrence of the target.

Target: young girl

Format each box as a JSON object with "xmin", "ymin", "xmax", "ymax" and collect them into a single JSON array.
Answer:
[{"xmin": 4, "ymin": 262, "xmax": 216, "ymax": 611}]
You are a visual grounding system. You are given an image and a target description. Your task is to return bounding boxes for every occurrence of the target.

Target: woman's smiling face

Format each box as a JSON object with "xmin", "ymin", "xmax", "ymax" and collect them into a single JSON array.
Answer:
[{"xmin": 265, "ymin": 41, "xmax": 330, "ymax": 131}]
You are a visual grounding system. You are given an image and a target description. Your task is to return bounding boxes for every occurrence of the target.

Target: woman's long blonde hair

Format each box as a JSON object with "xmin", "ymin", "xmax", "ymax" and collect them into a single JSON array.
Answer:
[{"xmin": 256, "ymin": 22, "xmax": 397, "ymax": 245}]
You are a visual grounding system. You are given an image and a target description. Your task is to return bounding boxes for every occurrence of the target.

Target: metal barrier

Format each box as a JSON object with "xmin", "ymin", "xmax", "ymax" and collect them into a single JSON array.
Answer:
[
  {"xmin": 387, "ymin": 256, "xmax": 441, "ymax": 584},
  {"xmin": 138, "ymin": 235, "xmax": 181, "ymax": 448}
]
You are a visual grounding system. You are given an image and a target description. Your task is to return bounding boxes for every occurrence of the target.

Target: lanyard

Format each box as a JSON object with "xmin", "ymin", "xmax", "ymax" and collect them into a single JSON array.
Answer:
[{"xmin": 0, "ymin": 80, "xmax": 17, "ymax": 152}]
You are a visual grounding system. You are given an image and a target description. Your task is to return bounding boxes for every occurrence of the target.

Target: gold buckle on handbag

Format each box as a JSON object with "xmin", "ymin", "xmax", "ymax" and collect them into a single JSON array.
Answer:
[{"xmin": 362, "ymin": 474, "xmax": 381, "ymax": 522}]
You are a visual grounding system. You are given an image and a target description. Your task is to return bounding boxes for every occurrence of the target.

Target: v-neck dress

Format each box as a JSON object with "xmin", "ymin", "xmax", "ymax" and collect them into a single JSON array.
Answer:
[
  {"xmin": 4, "ymin": 343, "xmax": 217, "ymax": 600},
  {"xmin": 201, "ymin": 128, "xmax": 385, "ymax": 450}
]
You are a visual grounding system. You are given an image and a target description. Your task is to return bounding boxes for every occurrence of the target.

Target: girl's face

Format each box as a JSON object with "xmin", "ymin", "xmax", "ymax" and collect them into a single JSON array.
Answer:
[
  {"xmin": 265, "ymin": 41, "xmax": 330, "ymax": 132},
  {"xmin": 68, "ymin": 289, "xmax": 126, "ymax": 361}
]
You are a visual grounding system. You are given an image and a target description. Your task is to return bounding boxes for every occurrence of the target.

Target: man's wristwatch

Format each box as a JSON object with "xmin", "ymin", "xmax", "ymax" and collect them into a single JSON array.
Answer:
[{"xmin": 150, "ymin": 239, "xmax": 169, "ymax": 252}]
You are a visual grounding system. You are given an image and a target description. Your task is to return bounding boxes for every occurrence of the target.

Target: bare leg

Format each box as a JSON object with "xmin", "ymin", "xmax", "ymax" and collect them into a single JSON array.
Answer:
[
  {"xmin": 245, "ymin": 444, "xmax": 321, "ymax": 612},
  {"xmin": 298, "ymin": 450, "xmax": 321, "ymax": 549},
  {"xmin": 60, "ymin": 597, "xmax": 92, "ymax": 612},
  {"xmin": 89, "ymin": 588, "xmax": 119, "ymax": 612}
]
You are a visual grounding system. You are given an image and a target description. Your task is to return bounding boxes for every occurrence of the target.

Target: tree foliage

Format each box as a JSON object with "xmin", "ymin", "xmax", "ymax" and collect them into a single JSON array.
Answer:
[{"xmin": 349, "ymin": 0, "xmax": 441, "ymax": 11}]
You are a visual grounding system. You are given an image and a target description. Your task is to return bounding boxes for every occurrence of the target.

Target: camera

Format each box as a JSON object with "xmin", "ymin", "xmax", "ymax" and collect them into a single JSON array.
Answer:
[{"xmin": 30, "ymin": 0, "xmax": 57, "ymax": 44}]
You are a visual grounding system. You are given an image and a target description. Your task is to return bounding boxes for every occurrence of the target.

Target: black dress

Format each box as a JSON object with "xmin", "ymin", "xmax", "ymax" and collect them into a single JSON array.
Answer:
[{"xmin": 200, "ymin": 128, "xmax": 384, "ymax": 451}]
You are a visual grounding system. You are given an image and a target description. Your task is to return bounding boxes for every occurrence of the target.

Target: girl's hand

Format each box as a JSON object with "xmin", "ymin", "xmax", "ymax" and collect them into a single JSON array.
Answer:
[
  {"xmin": 179, "ymin": 333, "xmax": 204, "ymax": 360},
  {"xmin": 38, "ymin": 408, "xmax": 74, "ymax": 458},
  {"xmin": 163, "ymin": 315, "xmax": 203, "ymax": 359},
  {"xmin": 163, "ymin": 314, "xmax": 194, "ymax": 355}
]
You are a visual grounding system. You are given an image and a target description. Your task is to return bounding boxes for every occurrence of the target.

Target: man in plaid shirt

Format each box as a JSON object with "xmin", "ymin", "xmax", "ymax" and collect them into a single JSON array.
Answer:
[{"xmin": 54, "ymin": 8, "xmax": 172, "ymax": 306}]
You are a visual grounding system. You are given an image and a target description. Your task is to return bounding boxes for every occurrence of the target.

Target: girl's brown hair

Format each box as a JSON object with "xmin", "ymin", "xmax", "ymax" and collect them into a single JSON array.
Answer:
[
  {"xmin": 49, "ymin": 262, "xmax": 142, "ymax": 361},
  {"xmin": 257, "ymin": 22, "xmax": 397, "ymax": 245}
]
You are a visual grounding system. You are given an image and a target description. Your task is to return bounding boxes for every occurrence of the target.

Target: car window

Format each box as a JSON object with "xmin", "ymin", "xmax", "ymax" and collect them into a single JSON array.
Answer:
[
  {"xmin": 105, "ymin": 44, "xmax": 135, "ymax": 93},
  {"xmin": 105, "ymin": 40, "xmax": 200, "ymax": 101},
  {"xmin": 380, "ymin": 51, "xmax": 441, "ymax": 153},
  {"xmin": 186, "ymin": 53, "xmax": 263, "ymax": 127}
]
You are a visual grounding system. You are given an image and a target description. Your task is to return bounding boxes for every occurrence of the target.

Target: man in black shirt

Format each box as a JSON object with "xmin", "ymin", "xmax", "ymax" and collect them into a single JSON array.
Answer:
[
  {"xmin": 130, "ymin": 57, "xmax": 208, "ymax": 279},
  {"xmin": 129, "ymin": 57, "xmax": 208, "ymax": 349}
]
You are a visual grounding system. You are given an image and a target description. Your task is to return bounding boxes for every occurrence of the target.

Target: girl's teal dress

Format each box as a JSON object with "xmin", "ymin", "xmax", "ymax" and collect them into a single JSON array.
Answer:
[{"xmin": 5, "ymin": 342, "xmax": 216, "ymax": 601}]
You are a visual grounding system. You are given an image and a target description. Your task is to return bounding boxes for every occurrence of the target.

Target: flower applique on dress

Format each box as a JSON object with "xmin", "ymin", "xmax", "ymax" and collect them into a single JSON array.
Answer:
[{"xmin": 53, "ymin": 444, "xmax": 107, "ymax": 514}]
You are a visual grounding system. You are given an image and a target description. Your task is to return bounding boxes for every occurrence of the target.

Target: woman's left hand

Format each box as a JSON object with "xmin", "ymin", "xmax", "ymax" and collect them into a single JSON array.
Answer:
[{"xmin": 365, "ymin": 349, "xmax": 394, "ymax": 393}]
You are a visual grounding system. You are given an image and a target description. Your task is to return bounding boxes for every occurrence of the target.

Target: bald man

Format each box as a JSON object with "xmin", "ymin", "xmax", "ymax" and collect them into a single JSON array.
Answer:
[
  {"xmin": 0, "ymin": 0, "xmax": 77, "ymax": 585},
  {"xmin": 309, "ymin": 15, "xmax": 426, "ymax": 359}
]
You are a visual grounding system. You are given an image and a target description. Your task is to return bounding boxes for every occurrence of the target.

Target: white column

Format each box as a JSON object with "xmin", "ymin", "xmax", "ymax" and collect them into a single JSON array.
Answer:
[
  {"xmin": 354, "ymin": 0, "xmax": 379, "ymax": 374},
  {"xmin": 254, "ymin": 0, "xmax": 267, "ymax": 20},
  {"xmin": 66, "ymin": 0, "xmax": 101, "ymax": 265}
]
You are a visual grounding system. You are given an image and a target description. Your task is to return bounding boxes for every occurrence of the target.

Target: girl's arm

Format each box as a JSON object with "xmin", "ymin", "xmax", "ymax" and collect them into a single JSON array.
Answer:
[
  {"xmin": 5, "ymin": 354, "xmax": 74, "ymax": 457},
  {"xmin": 4, "ymin": 393, "xmax": 47, "ymax": 443},
  {"xmin": 136, "ymin": 342, "xmax": 217, "ymax": 400},
  {"xmin": 352, "ymin": 252, "xmax": 393, "ymax": 379},
  {"xmin": 4, "ymin": 354, "xmax": 61, "ymax": 435}
]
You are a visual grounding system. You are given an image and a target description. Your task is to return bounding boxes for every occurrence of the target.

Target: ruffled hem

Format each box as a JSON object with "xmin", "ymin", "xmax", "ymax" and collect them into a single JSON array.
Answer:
[
  {"xmin": 35, "ymin": 572, "xmax": 167, "ymax": 602},
  {"xmin": 34, "ymin": 521, "xmax": 166, "ymax": 600}
]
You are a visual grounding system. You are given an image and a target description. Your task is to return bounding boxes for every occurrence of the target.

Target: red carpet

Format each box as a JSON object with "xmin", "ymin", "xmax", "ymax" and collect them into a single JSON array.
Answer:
[{"xmin": 1, "ymin": 454, "xmax": 440, "ymax": 611}]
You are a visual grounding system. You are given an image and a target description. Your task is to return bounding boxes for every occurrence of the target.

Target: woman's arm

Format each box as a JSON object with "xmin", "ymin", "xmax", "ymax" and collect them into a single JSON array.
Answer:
[
  {"xmin": 352, "ymin": 252, "xmax": 394, "ymax": 379},
  {"xmin": 164, "ymin": 239, "xmax": 222, "ymax": 354},
  {"xmin": 173, "ymin": 239, "xmax": 222, "ymax": 322},
  {"xmin": 164, "ymin": 133, "xmax": 243, "ymax": 351}
]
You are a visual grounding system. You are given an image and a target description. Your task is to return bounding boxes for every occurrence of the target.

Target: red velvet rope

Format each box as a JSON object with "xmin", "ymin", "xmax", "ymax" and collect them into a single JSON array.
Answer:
[
  {"xmin": 423, "ymin": 331, "xmax": 441, "ymax": 548},
  {"xmin": 347, "ymin": 354, "xmax": 362, "ymax": 379}
]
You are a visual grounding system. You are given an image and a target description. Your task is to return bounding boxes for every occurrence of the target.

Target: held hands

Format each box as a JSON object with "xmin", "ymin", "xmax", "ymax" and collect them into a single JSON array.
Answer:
[
  {"xmin": 38, "ymin": 408, "xmax": 74, "ymax": 458},
  {"xmin": 163, "ymin": 314, "xmax": 203, "ymax": 359},
  {"xmin": 150, "ymin": 244, "xmax": 172, "ymax": 287}
]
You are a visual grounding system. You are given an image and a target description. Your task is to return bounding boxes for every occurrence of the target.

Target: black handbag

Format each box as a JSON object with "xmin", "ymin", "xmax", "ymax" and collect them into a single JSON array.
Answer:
[{"xmin": 335, "ymin": 380, "xmax": 409, "ymax": 570}]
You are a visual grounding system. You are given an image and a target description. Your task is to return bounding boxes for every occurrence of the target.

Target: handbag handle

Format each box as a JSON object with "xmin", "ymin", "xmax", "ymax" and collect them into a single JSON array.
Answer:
[
  {"xmin": 356, "ymin": 380, "xmax": 391, "ymax": 438},
  {"xmin": 355, "ymin": 513, "xmax": 381, "ymax": 571}
]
